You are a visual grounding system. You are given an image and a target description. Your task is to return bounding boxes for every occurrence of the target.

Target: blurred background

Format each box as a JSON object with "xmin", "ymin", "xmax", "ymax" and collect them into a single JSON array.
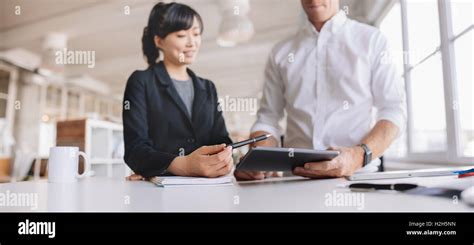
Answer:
[{"xmin": 0, "ymin": 0, "xmax": 472, "ymax": 181}]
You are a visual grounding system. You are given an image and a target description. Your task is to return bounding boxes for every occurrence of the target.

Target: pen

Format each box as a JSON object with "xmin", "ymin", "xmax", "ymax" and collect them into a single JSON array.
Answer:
[
  {"xmin": 229, "ymin": 134, "xmax": 272, "ymax": 149},
  {"xmin": 453, "ymin": 168, "xmax": 474, "ymax": 178},
  {"xmin": 348, "ymin": 183, "xmax": 419, "ymax": 192},
  {"xmin": 458, "ymin": 172, "xmax": 474, "ymax": 178}
]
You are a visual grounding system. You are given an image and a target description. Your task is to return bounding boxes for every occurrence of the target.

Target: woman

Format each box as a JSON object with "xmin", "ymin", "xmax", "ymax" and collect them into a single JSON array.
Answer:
[{"xmin": 123, "ymin": 2, "xmax": 233, "ymax": 179}]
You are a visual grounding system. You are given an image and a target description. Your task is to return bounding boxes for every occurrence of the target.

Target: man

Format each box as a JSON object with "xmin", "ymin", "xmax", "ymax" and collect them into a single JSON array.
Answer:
[{"xmin": 234, "ymin": 0, "xmax": 406, "ymax": 180}]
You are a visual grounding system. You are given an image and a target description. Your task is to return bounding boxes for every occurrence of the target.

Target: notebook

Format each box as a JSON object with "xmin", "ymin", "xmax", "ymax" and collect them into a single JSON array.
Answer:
[{"xmin": 149, "ymin": 175, "xmax": 234, "ymax": 187}]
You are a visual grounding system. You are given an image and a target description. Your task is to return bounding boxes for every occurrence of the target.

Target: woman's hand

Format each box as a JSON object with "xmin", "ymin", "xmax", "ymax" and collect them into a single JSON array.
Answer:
[
  {"xmin": 168, "ymin": 144, "xmax": 234, "ymax": 178},
  {"xmin": 125, "ymin": 174, "xmax": 145, "ymax": 181}
]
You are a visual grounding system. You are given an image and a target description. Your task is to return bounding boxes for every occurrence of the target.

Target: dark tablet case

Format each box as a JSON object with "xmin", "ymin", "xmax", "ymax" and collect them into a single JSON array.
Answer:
[{"xmin": 236, "ymin": 147, "xmax": 340, "ymax": 171}]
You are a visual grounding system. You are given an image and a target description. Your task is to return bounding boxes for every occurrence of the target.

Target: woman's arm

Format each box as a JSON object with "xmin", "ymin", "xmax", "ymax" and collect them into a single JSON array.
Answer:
[
  {"xmin": 126, "ymin": 144, "xmax": 234, "ymax": 180},
  {"xmin": 122, "ymin": 71, "xmax": 177, "ymax": 178}
]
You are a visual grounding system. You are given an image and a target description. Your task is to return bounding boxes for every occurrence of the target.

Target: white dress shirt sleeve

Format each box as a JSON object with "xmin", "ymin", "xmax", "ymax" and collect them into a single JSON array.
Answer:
[
  {"xmin": 370, "ymin": 31, "xmax": 407, "ymax": 135},
  {"xmin": 251, "ymin": 49, "xmax": 286, "ymax": 143}
]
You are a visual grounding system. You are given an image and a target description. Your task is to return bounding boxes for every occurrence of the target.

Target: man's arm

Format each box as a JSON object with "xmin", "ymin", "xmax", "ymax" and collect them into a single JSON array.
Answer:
[
  {"xmin": 293, "ymin": 120, "xmax": 399, "ymax": 178},
  {"xmin": 249, "ymin": 47, "xmax": 286, "ymax": 146},
  {"xmin": 360, "ymin": 119, "xmax": 399, "ymax": 162}
]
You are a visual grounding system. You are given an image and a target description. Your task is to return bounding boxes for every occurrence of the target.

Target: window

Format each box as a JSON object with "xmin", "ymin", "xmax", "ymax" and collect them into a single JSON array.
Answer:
[
  {"xmin": 85, "ymin": 94, "xmax": 96, "ymax": 115},
  {"xmin": 46, "ymin": 86, "xmax": 61, "ymax": 109},
  {"xmin": 380, "ymin": 2, "xmax": 404, "ymax": 76},
  {"xmin": 450, "ymin": 0, "xmax": 473, "ymax": 36},
  {"xmin": 406, "ymin": 0, "xmax": 440, "ymax": 63},
  {"xmin": 0, "ymin": 71, "xmax": 9, "ymax": 118},
  {"xmin": 67, "ymin": 91, "xmax": 81, "ymax": 119},
  {"xmin": 380, "ymin": 0, "xmax": 473, "ymax": 164},
  {"xmin": 410, "ymin": 52, "xmax": 447, "ymax": 152},
  {"xmin": 405, "ymin": 1, "xmax": 448, "ymax": 153},
  {"xmin": 44, "ymin": 85, "xmax": 63, "ymax": 122},
  {"xmin": 454, "ymin": 32, "xmax": 473, "ymax": 157},
  {"xmin": 451, "ymin": 0, "xmax": 474, "ymax": 157},
  {"xmin": 112, "ymin": 103, "xmax": 122, "ymax": 121},
  {"xmin": 380, "ymin": 2, "xmax": 408, "ymax": 158}
]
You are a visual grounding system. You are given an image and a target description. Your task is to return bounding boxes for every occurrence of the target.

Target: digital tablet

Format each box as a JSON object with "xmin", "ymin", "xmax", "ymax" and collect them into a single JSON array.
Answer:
[{"xmin": 236, "ymin": 147, "xmax": 340, "ymax": 172}]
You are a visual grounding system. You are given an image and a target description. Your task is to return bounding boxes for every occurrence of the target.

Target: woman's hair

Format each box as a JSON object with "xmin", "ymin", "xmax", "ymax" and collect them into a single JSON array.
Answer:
[{"xmin": 142, "ymin": 2, "xmax": 203, "ymax": 66}]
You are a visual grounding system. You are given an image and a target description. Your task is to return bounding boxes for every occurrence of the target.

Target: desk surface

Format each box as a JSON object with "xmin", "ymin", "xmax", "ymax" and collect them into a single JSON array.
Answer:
[{"xmin": 0, "ymin": 175, "xmax": 473, "ymax": 212}]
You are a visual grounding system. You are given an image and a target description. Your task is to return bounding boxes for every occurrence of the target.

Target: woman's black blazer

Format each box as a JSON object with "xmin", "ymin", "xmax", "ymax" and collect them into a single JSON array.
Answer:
[{"xmin": 122, "ymin": 61, "xmax": 232, "ymax": 177}]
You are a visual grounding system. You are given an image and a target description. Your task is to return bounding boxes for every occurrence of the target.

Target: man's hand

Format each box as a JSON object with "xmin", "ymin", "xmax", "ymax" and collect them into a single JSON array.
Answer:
[
  {"xmin": 234, "ymin": 131, "xmax": 283, "ymax": 181},
  {"xmin": 234, "ymin": 171, "xmax": 283, "ymax": 180},
  {"xmin": 292, "ymin": 146, "xmax": 364, "ymax": 178}
]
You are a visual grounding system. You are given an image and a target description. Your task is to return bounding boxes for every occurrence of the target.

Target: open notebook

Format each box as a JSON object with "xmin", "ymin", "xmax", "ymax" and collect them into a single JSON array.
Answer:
[{"xmin": 149, "ymin": 175, "xmax": 234, "ymax": 187}]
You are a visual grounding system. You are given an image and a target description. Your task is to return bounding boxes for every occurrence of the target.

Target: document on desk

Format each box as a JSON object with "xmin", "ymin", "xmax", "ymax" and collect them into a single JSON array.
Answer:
[{"xmin": 149, "ymin": 175, "xmax": 234, "ymax": 187}]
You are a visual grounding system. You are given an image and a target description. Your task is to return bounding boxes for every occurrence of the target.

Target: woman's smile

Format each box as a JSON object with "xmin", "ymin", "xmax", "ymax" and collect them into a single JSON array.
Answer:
[{"xmin": 183, "ymin": 50, "xmax": 196, "ymax": 57}]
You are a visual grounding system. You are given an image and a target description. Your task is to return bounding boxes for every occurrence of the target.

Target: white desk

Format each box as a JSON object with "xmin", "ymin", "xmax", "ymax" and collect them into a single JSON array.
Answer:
[{"xmin": 0, "ymin": 175, "xmax": 472, "ymax": 212}]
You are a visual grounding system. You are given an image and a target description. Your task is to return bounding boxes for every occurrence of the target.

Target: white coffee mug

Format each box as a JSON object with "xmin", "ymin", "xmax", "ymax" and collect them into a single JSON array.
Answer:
[{"xmin": 48, "ymin": 146, "xmax": 90, "ymax": 183}]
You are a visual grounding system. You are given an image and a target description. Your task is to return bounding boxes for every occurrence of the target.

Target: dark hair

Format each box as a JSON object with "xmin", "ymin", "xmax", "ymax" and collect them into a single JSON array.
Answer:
[{"xmin": 142, "ymin": 2, "xmax": 203, "ymax": 66}]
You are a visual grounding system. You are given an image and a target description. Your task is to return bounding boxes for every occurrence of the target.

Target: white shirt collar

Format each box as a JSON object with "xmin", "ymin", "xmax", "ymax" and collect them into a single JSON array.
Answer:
[{"xmin": 304, "ymin": 10, "xmax": 348, "ymax": 37}]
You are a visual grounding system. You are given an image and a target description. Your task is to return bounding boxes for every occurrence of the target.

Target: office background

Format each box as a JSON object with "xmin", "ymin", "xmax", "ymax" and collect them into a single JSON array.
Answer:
[{"xmin": 0, "ymin": 0, "xmax": 472, "ymax": 181}]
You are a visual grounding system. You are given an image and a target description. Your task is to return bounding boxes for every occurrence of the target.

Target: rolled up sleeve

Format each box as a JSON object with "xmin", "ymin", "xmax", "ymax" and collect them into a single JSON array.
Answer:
[
  {"xmin": 370, "ymin": 31, "xmax": 407, "ymax": 136},
  {"xmin": 251, "ymin": 50, "xmax": 286, "ymax": 144}
]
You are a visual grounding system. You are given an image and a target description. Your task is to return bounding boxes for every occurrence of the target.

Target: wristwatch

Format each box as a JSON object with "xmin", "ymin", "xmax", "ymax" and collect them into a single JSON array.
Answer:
[{"xmin": 359, "ymin": 144, "xmax": 372, "ymax": 167}]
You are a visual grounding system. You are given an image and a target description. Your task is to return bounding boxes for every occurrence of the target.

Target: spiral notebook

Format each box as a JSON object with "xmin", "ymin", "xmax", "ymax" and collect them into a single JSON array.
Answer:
[{"xmin": 149, "ymin": 175, "xmax": 234, "ymax": 187}]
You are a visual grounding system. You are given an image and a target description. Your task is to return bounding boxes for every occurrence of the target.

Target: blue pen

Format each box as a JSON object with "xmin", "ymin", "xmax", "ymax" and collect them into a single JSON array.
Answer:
[{"xmin": 453, "ymin": 168, "xmax": 474, "ymax": 174}]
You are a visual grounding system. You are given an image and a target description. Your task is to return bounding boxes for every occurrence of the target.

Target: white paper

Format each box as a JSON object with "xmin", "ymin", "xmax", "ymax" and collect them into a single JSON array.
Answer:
[{"xmin": 150, "ymin": 175, "xmax": 234, "ymax": 187}]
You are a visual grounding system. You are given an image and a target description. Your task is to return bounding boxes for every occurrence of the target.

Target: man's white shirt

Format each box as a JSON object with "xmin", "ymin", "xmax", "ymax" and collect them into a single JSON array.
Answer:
[{"xmin": 251, "ymin": 11, "xmax": 407, "ymax": 170}]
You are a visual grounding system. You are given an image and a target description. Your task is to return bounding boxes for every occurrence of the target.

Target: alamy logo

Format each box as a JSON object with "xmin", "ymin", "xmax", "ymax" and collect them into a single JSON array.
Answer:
[
  {"xmin": 0, "ymin": 190, "xmax": 38, "ymax": 210},
  {"xmin": 325, "ymin": 190, "xmax": 365, "ymax": 210},
  {"xmin": 18, "ymin": 219, "xmax": 56, "ymax": 238},
  {"xmin": 217, "ymin": 95, "xmax": 258, "ymax": 115},
  {"xmin": 55, "ymin": 48, "xmax": 95, "ymax": 68}
]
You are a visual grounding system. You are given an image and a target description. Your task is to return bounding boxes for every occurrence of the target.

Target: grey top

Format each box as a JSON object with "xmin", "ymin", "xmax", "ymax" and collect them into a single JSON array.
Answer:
[{"xmin": 171, "ymin": 78, "xmax": 194, "ymax": 118}]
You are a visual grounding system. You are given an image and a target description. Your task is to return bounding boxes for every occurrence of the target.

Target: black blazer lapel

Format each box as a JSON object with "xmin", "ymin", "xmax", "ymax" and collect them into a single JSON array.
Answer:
[
  {"xmin": 153, "ymin": 62, "xmax": 193, "ymax": 127},
  {"xmin": 187, "ymin": 68, "xmax": 207, "ymax": 126}
]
